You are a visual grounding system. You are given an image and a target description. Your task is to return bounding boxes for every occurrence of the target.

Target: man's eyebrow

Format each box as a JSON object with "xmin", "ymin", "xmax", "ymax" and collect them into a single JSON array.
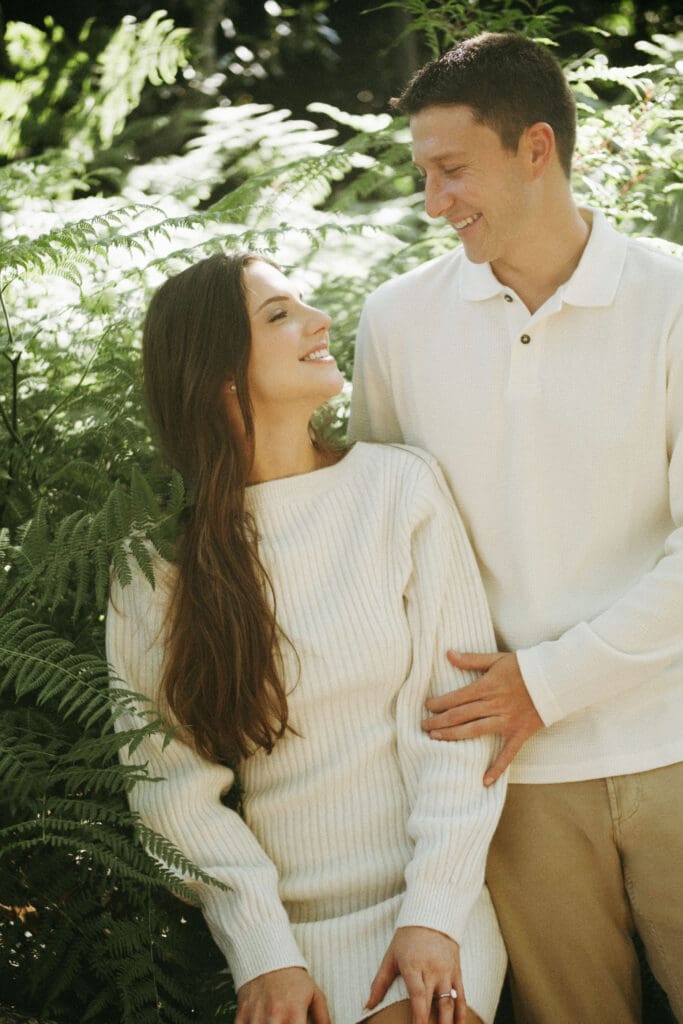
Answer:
[{"xmin": 413, "ymin": 150, "xmax": 467, "ymax": 167}]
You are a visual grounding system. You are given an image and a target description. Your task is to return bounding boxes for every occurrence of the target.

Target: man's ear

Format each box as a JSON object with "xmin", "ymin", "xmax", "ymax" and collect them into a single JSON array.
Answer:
[{"xmin": 523, "ymin": 121, "xmax": 556, "ymax": 179}]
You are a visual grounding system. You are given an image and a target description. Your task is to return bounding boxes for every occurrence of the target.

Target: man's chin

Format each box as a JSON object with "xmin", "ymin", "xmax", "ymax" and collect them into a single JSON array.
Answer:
[{"xmin": 460, "ymin": 243, "xmax": 490, "ymax": 265}]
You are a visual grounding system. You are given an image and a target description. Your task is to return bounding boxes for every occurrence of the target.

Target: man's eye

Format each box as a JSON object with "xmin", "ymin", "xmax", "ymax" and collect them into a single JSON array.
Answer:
[{"xmin": 444, "ymin": 165, "xmax": 464, "ymax": 177}]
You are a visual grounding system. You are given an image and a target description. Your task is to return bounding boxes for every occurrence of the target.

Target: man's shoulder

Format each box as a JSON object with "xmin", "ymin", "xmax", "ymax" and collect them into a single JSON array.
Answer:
[
  {"xmin": 625, "ymin": 234, "xmax": 683, "ymax": 280},
  {"xmin": 617, "ymin": 234, "xmax": 683, "ymax": 324},
  {"xmin": 364, "ymin": 246, "xmax": 463, "ymax": 311}
]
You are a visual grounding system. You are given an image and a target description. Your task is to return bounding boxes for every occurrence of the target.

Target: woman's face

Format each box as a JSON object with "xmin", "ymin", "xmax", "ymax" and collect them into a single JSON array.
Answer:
[{"xmin": 242, "ymin": 260, "xmax": 344, "ymax": 412}]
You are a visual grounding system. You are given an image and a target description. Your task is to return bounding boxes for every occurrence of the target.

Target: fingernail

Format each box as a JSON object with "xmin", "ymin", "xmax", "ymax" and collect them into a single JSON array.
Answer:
[{"xmin": 431, "ymin": 731, "xmax": 442, "ymax": 740}]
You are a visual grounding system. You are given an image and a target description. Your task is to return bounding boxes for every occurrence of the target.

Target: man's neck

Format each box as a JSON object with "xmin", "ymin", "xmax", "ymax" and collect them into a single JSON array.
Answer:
[{"xmin": 491, "ymin": 203, "xmax": 591, "ymax": 315}]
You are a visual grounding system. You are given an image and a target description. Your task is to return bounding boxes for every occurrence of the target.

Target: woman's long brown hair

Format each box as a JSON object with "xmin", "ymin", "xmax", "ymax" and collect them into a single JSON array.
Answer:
[{"xmin": 142, "ymin": 252, "xmax": 293, "ymax": 764}]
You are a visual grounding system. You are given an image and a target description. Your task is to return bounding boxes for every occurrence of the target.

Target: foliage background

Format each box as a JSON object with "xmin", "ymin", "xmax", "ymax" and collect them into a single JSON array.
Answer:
[{"xmin": 0, "ymin": 1, "xmax": 681, "ymax": 1021}]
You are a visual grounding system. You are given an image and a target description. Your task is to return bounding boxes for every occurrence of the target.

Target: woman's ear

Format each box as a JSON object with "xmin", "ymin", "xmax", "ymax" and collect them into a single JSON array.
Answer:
[{"xmin": 222, "ymin": 380, "xmax": 238, "ymax": 416}]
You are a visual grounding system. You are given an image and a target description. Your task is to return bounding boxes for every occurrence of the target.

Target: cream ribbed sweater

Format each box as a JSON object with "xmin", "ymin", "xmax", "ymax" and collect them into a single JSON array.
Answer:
[{"xmin": 106, "ymin": 442, "xmax": 507, "ymax": 1024}]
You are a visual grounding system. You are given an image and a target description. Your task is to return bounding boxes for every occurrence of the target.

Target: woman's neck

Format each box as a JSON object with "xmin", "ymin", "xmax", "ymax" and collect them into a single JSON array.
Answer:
[{"xmin": 248, "ymin": 417, "xmax": 326, "ymax": 484}]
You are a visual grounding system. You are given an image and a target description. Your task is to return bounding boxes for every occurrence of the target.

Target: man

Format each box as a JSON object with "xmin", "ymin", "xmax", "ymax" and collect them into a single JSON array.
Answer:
[{"xmin": 349, "ymin": 32, "xmax": 683, "ymax": 1024}]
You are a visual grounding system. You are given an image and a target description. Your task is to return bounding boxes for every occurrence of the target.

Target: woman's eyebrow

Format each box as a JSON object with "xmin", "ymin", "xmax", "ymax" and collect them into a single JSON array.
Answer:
[
  {"xmin": 255, "ymin": 294, "xmax": 290, "ymax": 313},
  {"xmin": 255, "ymin": 292, "xmax": 302, "ymax": 313}
]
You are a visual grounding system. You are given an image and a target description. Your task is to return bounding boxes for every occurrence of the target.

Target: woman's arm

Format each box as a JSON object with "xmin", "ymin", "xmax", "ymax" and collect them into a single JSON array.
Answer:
[
  {"xmin": 367, "ymin": 455, "xmax": 507, "ymax": 1020},
  {"xmin": 106, "ymin": 557, "xmax": 320, "ymax": 1012}
]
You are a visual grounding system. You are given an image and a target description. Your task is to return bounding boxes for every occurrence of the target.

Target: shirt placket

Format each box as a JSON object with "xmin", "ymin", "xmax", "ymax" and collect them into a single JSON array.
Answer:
[{"xmin": 501, "ymin": 291, "xmax": 544, "ymax": 398}]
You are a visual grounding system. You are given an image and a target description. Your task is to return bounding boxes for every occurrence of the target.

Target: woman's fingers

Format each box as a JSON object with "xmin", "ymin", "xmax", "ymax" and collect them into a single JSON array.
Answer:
[
  {"xmin": 309, "ymin": 987, "xmax": 332, "ymax": 1024},
  {"xmin": 365, "ymin": 948, "xmax": 398, "ymax": 1011},
  {"xmin": 236, "ymin": 968, "xmax": 325, "ymax": 1024},
  {"xmin": 434, "ymin": 983, "xmax": 458, "ymax": 1024},
  {"xmin": 369, "ymin": 928, "xmax": 468, "ymax": 1024}
]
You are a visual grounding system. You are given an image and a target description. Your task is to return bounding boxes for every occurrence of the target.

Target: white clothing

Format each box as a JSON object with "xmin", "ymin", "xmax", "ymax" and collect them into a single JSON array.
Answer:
[
  {"xmin": 349, "ymin": 209, "xmax": 683, "ymax": 784},
  {"xmin": 106, "ymin": 443, "xmax": 507, "ymax": 1023}
]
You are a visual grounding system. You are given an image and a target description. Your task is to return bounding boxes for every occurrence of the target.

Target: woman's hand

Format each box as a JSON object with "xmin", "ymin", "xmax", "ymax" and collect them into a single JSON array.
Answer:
[
  {"xmin": 237, "ymin": 967, "xmax": 331, "ymax": 1024},
  {"xmin": 365, "ymin": 926, "xmax": 466, "ymax": 1024}
]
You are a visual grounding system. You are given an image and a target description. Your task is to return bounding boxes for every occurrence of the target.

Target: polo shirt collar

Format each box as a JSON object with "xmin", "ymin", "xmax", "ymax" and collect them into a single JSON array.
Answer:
[
  {"xmin": 459, "ymin": 255, "xmax": 503, "ymax": 302},
  {"xmin": 560, "ymin": 208, "xmax": 628, "ymax": 307},
  {"xmin": 459, "ymin": 207, "xmax": 628, "ymax": 308}
]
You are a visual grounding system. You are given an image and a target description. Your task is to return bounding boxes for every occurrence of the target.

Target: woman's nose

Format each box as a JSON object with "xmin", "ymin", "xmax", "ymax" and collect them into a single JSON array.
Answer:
[{"xmin": 307, "ymin": 305, "xmax": 332, "ymax": 334}]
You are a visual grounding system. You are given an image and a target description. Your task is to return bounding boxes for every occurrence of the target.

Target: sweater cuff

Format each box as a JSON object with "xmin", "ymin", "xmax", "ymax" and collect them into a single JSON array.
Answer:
[
  {"xmin": 395, "ymin": 885, "xmax": 473, "ymax": 945},
  {"xmin": 202, "ymin": 900, "xmax": 308, "ymax": 991}
]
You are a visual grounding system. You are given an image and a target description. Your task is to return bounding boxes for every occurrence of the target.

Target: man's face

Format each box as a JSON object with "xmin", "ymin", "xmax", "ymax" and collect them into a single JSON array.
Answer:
[{"xmin": 410, "ymin": 103, "xmax": 534, "ymax": 268}]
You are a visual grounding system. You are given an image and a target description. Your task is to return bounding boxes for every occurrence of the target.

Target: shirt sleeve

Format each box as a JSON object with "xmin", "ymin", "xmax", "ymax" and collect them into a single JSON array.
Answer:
[
  {"xmin": 393, "ymin": 456, "xmax": 507, "ymax": 943},
  {"xmin": 106, "ymin": 562, "xmax": 308, "ymax": 990},
  {"xmin": 347, "ymin": 297, "xmax": 404, "ymax": 444},
  {"xmin": 517, "ymin": 302, "xmax": 683, "ymax": 726}
]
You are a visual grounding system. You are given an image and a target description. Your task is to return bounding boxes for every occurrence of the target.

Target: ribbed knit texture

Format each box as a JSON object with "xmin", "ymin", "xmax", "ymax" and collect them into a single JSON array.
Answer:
[
  {"xmin": 350, "ymin": 209, "xmax": 683, "ymax": 785},
  {"xmin": 106, "ymin": 442, "xmax": 507, "ymax": 1024}
]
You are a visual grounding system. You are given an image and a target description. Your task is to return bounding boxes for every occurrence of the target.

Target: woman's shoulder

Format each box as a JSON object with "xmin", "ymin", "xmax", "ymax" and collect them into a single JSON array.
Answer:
[
  {"xmin": 108, "ymin": 540, "xmax": 178, "ymax": 628},
  {"xmin": 351, "ymin": 441, "xmax": 448, "ymax": 494},
  {"xmin": 348, "ymin": 443, "xmax": 458, "ymax": 534}
]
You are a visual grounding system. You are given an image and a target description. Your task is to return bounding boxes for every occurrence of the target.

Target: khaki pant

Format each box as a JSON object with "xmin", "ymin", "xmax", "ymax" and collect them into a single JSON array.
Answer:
[{"xmin": 486, "ymin": 763, "xmax": 683, "ymax": 1024}]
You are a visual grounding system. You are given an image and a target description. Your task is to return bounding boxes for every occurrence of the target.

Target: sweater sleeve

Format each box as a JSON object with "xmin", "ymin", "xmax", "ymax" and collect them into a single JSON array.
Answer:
[
  {"xmin": 347, "ymin": 298, "xmax": 404, "ymax": 444},
  {"xmin": 517, "ymin": 305, "xmax": 683, "ymax": 726},
  {"xmin": 393, "ymin": 457, "xmax": 506, "ymax": 943},
  {"xmin": 105, "ymin": 563, "xmax": 308, "ymax": 990}
]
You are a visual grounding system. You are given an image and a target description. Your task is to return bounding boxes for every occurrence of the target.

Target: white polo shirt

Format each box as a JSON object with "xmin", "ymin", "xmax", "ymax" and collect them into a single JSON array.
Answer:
[{"xmin": 349, "ymin": 209, "xmax": 683, "ymax": 784}]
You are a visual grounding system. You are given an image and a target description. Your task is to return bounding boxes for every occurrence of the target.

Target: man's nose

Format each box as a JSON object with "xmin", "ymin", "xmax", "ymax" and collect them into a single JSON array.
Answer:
[{"xmin": 424, "ymin": 174, "xmax": 454, "ymax": 220}]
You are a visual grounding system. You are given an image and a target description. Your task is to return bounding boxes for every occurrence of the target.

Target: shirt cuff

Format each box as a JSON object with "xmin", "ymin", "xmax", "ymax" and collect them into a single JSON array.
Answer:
[{"xmin": 516, "ymin": 644, "xmax": 565, "ymax": 727}]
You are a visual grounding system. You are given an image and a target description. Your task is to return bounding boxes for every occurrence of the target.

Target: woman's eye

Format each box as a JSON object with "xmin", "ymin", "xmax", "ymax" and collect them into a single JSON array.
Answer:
[{"xmin": 269, "ymin": 309, "xmax": 287, "ymax": 322}]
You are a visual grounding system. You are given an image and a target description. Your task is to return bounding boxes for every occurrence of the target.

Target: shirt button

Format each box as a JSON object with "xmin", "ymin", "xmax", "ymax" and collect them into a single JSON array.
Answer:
[
  {"xmin": 504, "ymin": 294, "xmax": 514, "ymax": 303},
  {"xmin": 520, "ymin": 334, "xmax": 531, "ymax": 345}
]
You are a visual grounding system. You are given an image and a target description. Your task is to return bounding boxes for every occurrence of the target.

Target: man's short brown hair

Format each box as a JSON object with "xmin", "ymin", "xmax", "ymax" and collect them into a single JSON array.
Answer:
[{"xmin": 392, "ymin": 32, "xmax": 576, "ymax": 177}]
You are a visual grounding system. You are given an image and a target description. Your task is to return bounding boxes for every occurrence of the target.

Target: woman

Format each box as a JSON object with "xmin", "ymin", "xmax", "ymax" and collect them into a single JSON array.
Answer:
[{"xmin": 106, "ymin": 252, "xmax": 507, "ymax": 1024}]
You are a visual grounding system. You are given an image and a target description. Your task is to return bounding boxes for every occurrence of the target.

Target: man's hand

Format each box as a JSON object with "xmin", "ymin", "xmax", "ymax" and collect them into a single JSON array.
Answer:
[
  {"xmin": 365, "ymin": 926, "xmax": 466, "ymax": 1024},
  {"xmin": 236, "ymin": 967, "xmax": 330, "ymax": 1024},
  {"xmin": 422, "ymin": 651, "xmax": 544, "ymax": 786}
]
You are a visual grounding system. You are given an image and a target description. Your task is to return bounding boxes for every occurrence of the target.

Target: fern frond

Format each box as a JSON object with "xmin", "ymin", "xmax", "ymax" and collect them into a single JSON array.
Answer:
[
  {"xmin": 2, "ymin": 469, "xmax": 183, "ymax": 615},
  {"xmin": 0, "ymin": 202, "xmax": 158, "ymax": 283},
  {"xmin": 135, "ymin": 824, "xmax": 230, "ymax": 892},
  {"xmin": 0, "ymin": 614, "xmax": 155, "ymax": 728},
  {"xmin": 1, "ymin": 825, "xmax": 200, "ymax": 901}
]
